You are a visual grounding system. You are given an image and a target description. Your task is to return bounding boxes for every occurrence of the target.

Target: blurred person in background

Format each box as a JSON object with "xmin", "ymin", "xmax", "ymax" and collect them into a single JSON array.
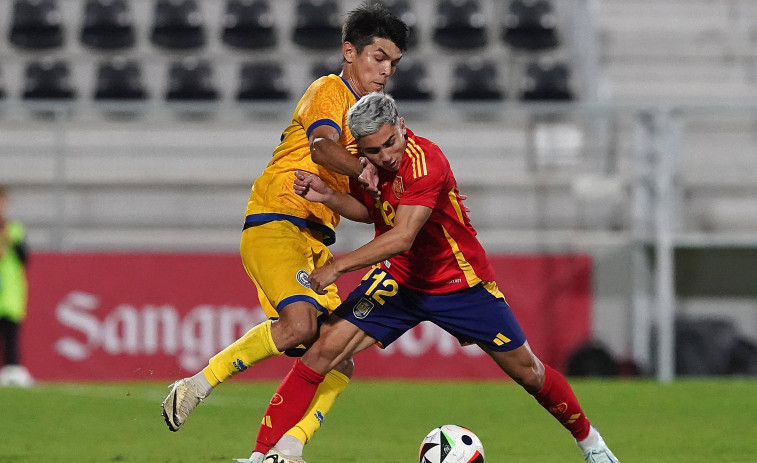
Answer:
[
  {"xmin": 160, "ymin": 2, "xmax": 409, "ymax": 462},
  {"xmin": 0, "ymin": 184, "xmax": 33, "ymax": 388}
]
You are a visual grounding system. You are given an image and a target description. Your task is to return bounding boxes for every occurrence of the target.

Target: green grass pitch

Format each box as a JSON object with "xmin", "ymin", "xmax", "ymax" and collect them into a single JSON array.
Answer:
[{"xmin": 1, "ymin": 378, "xmax": 756, "ymax": 462}]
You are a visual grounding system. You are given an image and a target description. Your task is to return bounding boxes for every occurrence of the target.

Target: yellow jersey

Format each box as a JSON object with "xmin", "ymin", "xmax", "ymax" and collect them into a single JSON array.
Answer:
[{"xmin": 244, "ymin": 75, "xmax": 360, "ymax": 245}]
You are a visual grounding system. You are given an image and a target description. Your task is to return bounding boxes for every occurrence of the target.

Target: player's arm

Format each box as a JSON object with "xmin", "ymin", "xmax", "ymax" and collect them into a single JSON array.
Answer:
[
  {"xmin": 294, "ymin": 170, "xmax": 372, "ymax": 223},
  {"xmin": 309, "ymin": 125, "xmax": 379, "ymax": 197},
  {"xmin": 309, "ymin": 125, "xmax": 361, "ymax": 176},
  {"xmin": 308, "ymin": 203, "xmax": 432, "ymax": 294}
]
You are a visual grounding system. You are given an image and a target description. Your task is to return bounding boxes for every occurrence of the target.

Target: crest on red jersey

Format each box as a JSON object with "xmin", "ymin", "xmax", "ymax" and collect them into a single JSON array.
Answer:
[
  {"xmin": 392, "ymin": 176, "xmax": 404, "ymax": 199},
  {"xmin": 550, "ymin": 402, "xmax": 568, "ymax": 414}
]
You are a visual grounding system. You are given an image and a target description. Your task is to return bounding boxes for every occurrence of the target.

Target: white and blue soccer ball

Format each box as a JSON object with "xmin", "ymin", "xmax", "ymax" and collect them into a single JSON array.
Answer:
[{"xmin": 419, "ymin": 424, "xmax": 484, "ymax": 463}]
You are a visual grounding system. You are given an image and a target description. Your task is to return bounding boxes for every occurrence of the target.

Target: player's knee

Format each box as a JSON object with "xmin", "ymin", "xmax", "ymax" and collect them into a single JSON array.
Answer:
[
  {"xmin": 273, "ymin": 311, "xmax": 319, "ymax": 349},
  {"xmin": 332, "ymin": 357, "xmax": 354, "ymax": 379},
  {"xmin": 520, "ymin": 368, "xmax": 544, "ymax": 393},
  {"xmin": 511, "ymin": 359, "xmax": 544, "ymax": 393},
  {"xmin": 302, "ymin": 340, "xmax": 345, "ymax": 375},
  {"xmin": 500, "ymin": 350, "xmax": 543, "ymax": 392},
  {"xmin": 286, "ymin": 319, "xmax": 318, "ymax": 345}
]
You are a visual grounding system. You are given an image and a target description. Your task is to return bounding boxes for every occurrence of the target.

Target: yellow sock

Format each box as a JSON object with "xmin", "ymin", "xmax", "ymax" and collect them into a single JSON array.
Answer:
[
  {"xmin": 284, "ymin": 369, "xmax": 350, "ymax": 445},
  {"xmin": 203, "ymin": 319, "xmax": 282, "ymax": 386}
]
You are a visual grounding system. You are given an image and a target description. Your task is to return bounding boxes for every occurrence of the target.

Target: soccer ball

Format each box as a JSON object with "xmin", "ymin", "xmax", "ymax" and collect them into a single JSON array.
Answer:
[{"xmin": 419, "ymin": 424, "xmax": 484, "ymax": 463}]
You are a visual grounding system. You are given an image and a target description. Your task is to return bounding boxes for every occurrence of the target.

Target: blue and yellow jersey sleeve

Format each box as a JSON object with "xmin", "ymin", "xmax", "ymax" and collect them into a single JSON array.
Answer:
[{"xmin": 245, "ymin": 75, "xmax": 360, "ymax": 243}]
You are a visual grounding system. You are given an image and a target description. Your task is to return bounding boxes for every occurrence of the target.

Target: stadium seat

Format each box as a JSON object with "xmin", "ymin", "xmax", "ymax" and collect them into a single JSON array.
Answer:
[
  {"xmin": 432, "ymin": 0, "xmax": 488, "ymax": 50},
  {"xmin": 385, "ymin": 61, "xmax": 433, "ymax": 101},
  {"xmin": 80, "ymin": 0, "xmax": 136, "ymax": 50},
  {"xmin": 382, "ymin": 0, "xmax": 420, "ymax": 49},
  {"xmin": 502, "ymin": 0, "xmax": 559, "ymax": 51},
  {"xmin": 221, "ymin": 0, "xmax": 277, "ymax": 50},
  {"xmin": 519, "ymin": 58, "xmax": 573, "ymax": 101},
  {"xmin": 165, "ymin": 58, "xmax": 219, "ymax": 101},
  {"xmin": 237, "ymin": 62, "xmax": 289, "ymax": 101},
  {"xmin": 8, "ymin": 0, "xmax": 65, "ymax": 50},
  {"xmin": 150, "ymin": 0, "xmax": 206, "ymax": 50},
  {"xmin": 451, "ymin": 59, "xmax": 504, "ymax": 101},
  {"xmin": 22, "ymin": 59, "xmax": 76, "ymax": 100},
  {"xmin": 94, "ymin": 58, "xmax": 148, "ymax": 100},
  {"xmin": 292, "ymin": 0, "xmax": 342, "ymax": 50},
  {"xmin": 309, "ymin": 55, "xmax": 343, "ymax": 80}
]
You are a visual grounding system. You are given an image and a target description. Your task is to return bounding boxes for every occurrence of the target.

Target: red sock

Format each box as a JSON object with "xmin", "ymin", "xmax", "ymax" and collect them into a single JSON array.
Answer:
[
  {"xmin": 531, "ymin": 364, "xmax": 591, "ymax": 441},
  {"xmin": 253, "ymin": 359, "xmax": 325, "ymax": 454}
]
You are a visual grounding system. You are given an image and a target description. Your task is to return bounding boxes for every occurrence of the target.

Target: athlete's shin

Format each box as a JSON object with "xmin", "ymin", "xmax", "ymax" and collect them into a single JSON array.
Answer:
[
  {"xmin": 284, "ymin": 368, "xmax": 350, "ymax": 446},
  {"xmin": 206, "ymin": 319, "xmax": 282, "ymax": 385},
  {"xmin": 531, "ymin": 364, "xmax": 591, "ymax": 441},
  {"xmin": 254, "ymin": 359, "xmax": 326, "ymax": 454}
]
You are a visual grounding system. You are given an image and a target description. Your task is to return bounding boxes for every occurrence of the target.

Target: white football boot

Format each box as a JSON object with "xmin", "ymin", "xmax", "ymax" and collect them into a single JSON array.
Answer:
[
  {"xmin": 0, "ymin": 365, "xmax": 35, "ymax": 388},
  {"xmin": 160, "ymin": 378, "xmax": 208, "ymax": 431},
  {"xmin": 262, "ymin": 447, "xmax": 306, "ymax": 463},
  {"xmin": 579, "ymin": 426, "xmax": 620, "ymax": 463}
]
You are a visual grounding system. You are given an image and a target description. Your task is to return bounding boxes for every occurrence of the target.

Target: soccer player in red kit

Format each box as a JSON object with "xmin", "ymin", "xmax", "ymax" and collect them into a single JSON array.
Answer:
[{"xmin": 255, "ymin": 93, "xmax": 621, "ymax": 463}]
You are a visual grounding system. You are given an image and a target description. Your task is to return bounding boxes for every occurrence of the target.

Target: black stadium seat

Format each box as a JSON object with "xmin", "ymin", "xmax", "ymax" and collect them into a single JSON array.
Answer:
[
  {"xmin": 451, "ymin": 59, "xmax": 504, "ymax": 101},
  {"xmin": 151, "ymin": 0, "xmax": 206, "ymax": 50},
  {"xmin": 94, "ymin": 59, "xmax": 148, "ymax": 100},
  {"xmin": 292, "ymin": 0, "xmax": 342, "ymax": 50},
  {"xmin": 165, "ymin": 58, "xmax": 219, "ymax": 101},
  {"xmin": 519, "ymin": 58, "xmax": 573, "ymax": 101},
  {"xmin": 237, "ymin": 62, "xmax": 289, "ymax": 101},
  {"xmin": 9, "ymin": 0, "xmax": 65, "ymax": 50},
  {"xmin": 22, "ymin": 59, "xmax": 76, "ymax": 100},
  {"xmin": 503, "ymin": 0, "xmax": 559, "ymax": 51},
  {"xmin": 309, "ymin": 55, "xmax": 343, "ymax": 80},
  {"xmin": 432, "ymin": 0, "xmax": 488, "ymax": 50},
  {"xmin": 386, "ymin": 61, "xmax": 433, "ymax": 101},
  {"xmin": 382, "ymin": 0, "xmax": 419, "ymax": 49},
  {"xmin": 222, "ymin": 0, "xmax": 277, "ymax": 50},
  {"xmin": 80, "ymin": 0, "xmax": 137, "ymax": 50}
]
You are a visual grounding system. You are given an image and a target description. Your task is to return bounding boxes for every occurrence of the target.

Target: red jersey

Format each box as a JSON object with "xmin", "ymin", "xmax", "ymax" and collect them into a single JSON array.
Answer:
[{"xmin": 350, "ymin": 128, "xmax": 495, "ymax": 294}]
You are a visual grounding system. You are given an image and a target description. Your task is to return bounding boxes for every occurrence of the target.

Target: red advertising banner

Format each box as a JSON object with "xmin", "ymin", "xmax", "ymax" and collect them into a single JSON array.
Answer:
[{"xmin": 22, "ymin": 252, "xmax": 591, "ymax": 381}]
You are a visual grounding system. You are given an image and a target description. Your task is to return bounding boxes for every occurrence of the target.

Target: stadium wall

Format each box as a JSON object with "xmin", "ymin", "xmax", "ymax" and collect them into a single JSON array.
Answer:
[{"xmin": 22, "ymin": 252, "xmax": 591, "ymax": 381}]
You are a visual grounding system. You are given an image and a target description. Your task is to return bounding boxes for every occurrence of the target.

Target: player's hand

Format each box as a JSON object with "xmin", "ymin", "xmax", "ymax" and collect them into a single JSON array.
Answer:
[
  {"xmin": 459, "ymin": 193, "xmax": 471, "ymax": 213},
  {"xmin": 358, "ymin": 157, "xmax": 380, "ymax": 199},
  {"xmin": 294, "ymin": 170, "xmax": 332, "ymax": 203},
  {"xmin": 308, "ymin": 264, "xmax": 341, "ymax": 295}
]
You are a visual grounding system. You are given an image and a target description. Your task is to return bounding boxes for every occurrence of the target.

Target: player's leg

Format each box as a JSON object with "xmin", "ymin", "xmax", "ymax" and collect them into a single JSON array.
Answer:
[
  {"xmin": 253, "ymin": 315, "xmax": 376, "ymax": 456},
  {"xmin": 256, "ymin": 309, "xmax": 356, "ymax": 462},
  {"xmin": 484, "ymin": 343, "xmax": 594, "ymax": 437},
  {"xmin": 438, "ymin": 280, "xmax": 593, "ymax": 440},
  {"xmin": 256, "ymin": 268, "xmax": 417, "ymax": 461},
  {"xmin": 208, "ymin": 222, "xmax": 334, "ymax": 382},
  {"xmin": 0, "ymin": 317, "xmax": 18, "ymax": 365},
  {"xmin": 275, "ymin": 357, "xmax": 353, "ymax": 456},
  {"xmin": 161, "ymin": 222, "xmax": 341, "ymax": 432},
  {"xmin": 241, "ymin": 223, "xmax": 359, "ymax": 461},
  {"xmin": 430, "ymin": 281, "xmax": 619, "ymax": 462},
  {"xmin": 470, "ymin": 280, "xmax": 619, "ymax": 462},
  {"xmin": 260, "ymin": 226, "xmax": 358, "ymax": 460},
  {"xmin": 485, "ymin": 345, "xmax": 620, "ymax": 462}
]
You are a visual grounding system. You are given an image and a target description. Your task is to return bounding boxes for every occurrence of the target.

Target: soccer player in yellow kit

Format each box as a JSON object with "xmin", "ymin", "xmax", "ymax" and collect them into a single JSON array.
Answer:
[{"xmin": 160, "ymin": 2, "xmax": 408, "ymax": 462}]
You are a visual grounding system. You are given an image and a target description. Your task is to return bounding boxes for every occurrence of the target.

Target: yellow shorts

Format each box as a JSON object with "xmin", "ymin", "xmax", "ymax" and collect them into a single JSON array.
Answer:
[{"xmin": 240, "ymin": 219, "xmax": 341, "ymax": 319}]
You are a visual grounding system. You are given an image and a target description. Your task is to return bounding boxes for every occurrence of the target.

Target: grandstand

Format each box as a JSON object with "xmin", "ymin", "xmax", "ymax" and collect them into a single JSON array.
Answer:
[{"xmin": 1, "ymin": 0, "xmax": 757, "ymax": 381}]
